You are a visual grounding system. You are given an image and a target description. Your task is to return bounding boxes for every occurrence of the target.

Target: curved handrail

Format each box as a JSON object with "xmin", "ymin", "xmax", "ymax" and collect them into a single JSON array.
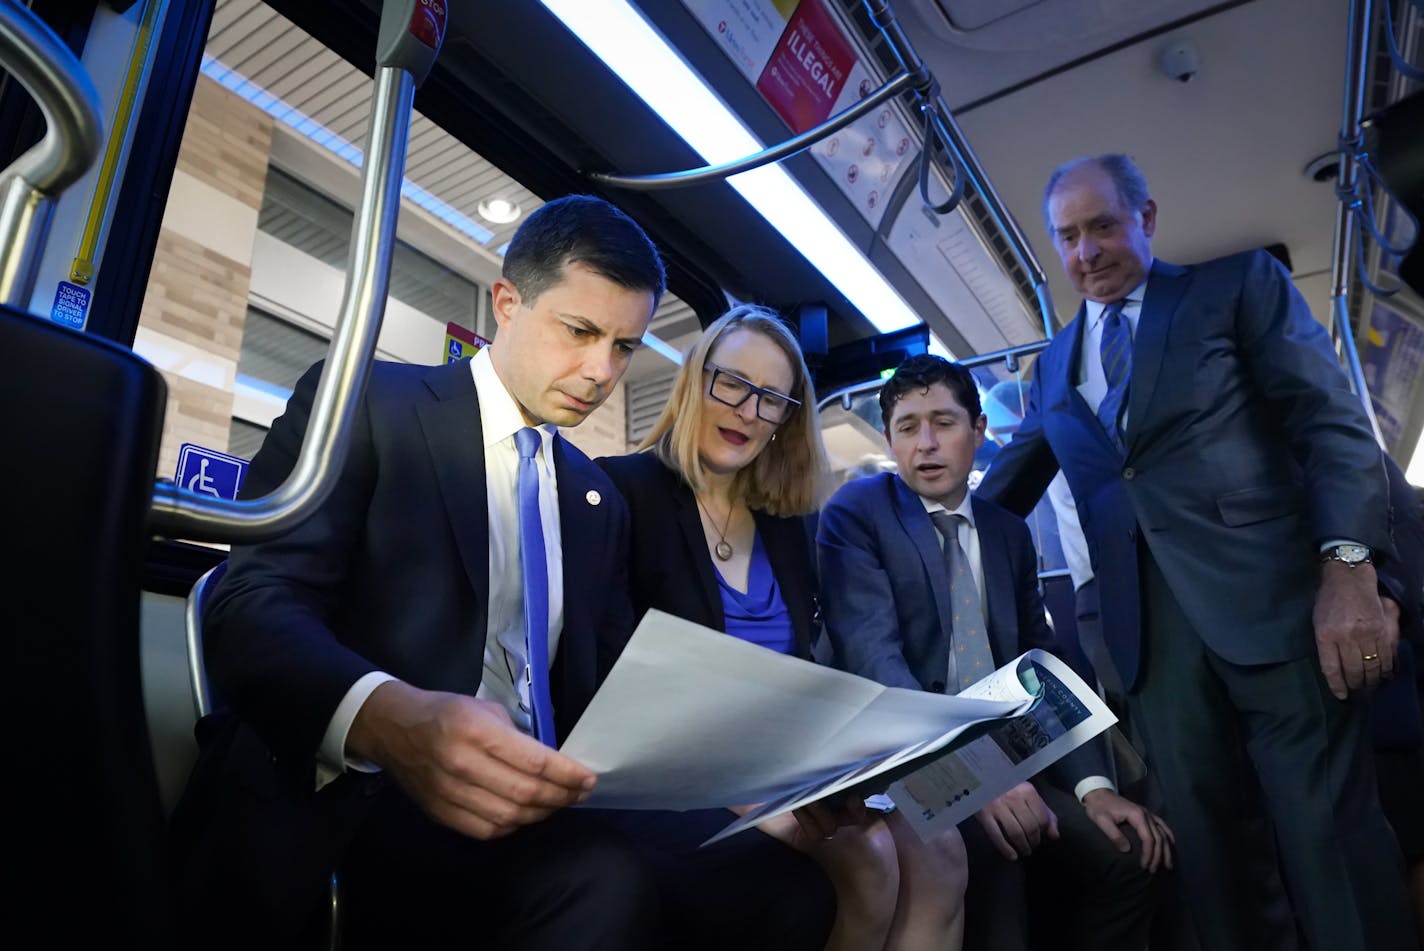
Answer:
[
  {"xmin": 148, "ymin": 66, "xmax": 412, "ymax": 542},
  {"xmin": 0, "ymin": 4, "xmax": 103, "ymax": 307},
  {"xmin": 149, "ymin": 0, "xmax": 448, "ymax": 542},
  {"xmin": 590, "ymin": 69, "xmax": 920, "ymax": 190},
  {"xmin": 815, "ymin": 337, "xmax": 1051, "ymax": 413}
]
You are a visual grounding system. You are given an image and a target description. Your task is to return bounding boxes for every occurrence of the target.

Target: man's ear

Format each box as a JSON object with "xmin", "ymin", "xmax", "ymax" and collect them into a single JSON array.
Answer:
[
  {"xmin": 1139, "ymin": 199, "xmax": 1158, "ymax": 238},
  {"xmin": 973, "ymin": 413, "xmax": 987, "ymax": 448},
  {"xmin": 490, "ymin": 277, "xmax": 521, "ymax": 333}
]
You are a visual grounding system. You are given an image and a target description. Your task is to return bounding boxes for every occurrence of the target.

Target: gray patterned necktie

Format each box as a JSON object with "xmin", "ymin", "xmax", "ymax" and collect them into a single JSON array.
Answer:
[{"xmin": 929, "ymin": 510, "xmax": 995, "ymax": 693}]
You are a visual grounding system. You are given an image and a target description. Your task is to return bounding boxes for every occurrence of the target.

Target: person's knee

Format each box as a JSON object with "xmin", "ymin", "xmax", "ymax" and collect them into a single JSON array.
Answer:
[
  {"xmin": 822, "ymin": 819, "xmax": 901, "ymax": 916},
  {"xmin": 546, "ymin": 835, "xmax": 661, "ymax": 946},
  {"xmin": 925, "ymin": 826, "xmax": 969, "ymax": 902},
  {"xmin": 1093, "ymin": 822, "xmax": 1164, "ymax": 900}
]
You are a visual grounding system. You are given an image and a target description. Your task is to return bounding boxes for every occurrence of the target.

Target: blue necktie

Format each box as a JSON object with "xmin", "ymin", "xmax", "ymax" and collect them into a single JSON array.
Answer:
[
  {"xmin": 1097, "ymin": 300, "xmax": 1132, "ymax": 453},
  {"xmin": 515, "ymin": 426, "xmax": 556, "ymax": 747}
]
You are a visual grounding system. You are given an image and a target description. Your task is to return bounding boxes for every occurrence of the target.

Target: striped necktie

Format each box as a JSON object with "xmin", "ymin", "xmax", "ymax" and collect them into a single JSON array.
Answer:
[{"xmin": 1097, "ymin": 299, "xmax": 1132, "ymax": 453}]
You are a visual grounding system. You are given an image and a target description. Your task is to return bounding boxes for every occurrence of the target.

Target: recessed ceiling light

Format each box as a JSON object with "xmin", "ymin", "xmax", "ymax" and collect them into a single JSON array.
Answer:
[{"xmin": 478, "ymin": 197, "xmax": 522, "ymax": 224}]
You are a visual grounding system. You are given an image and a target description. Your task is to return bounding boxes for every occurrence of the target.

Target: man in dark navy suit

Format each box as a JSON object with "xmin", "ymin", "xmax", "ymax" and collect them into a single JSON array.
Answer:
[
  {"xmin": 819, "ymin": 355, "xmax": 1174, "ymax": 951},
  {"xmin": 173, "ymin": 195, "xmax": 833, "ymax": 951},
  {"xmin": 977, "ymin": 153, "xmax": 1417, "ymax": 950}
]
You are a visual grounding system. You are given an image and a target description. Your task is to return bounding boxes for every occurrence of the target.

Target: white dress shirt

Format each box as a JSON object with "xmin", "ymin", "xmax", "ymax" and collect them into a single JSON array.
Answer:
[
  {"xmin": 924, "ymin": 494, "xmax": 1113, "ymax": 802},
  {"xmin": 314, "ymin": 346, "xmax": 565, "ymax": 784},
  {"xmin": 1047, "ymin": 472, "xmax": 1093, "ymax": 592},
  {"xmin": 1074, "ymin": 275, "xmax": 1149, "ymax": 421}
]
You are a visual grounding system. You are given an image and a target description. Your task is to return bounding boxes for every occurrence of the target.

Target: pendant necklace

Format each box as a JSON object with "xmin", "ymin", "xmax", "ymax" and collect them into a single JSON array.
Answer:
[{"xmin": 697, "ymin": 495, "xmax": 736, "ymax": 561}]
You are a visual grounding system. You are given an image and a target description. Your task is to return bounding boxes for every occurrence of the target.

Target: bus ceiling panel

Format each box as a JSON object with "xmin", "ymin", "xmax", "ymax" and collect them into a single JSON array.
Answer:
[
  {"xmin": 257, "ymin": 0, "xmax": 883, "ymax": 340},
  {"xmin": 429, "ymin": 0, "xmax": 882, "ymax": 340}
]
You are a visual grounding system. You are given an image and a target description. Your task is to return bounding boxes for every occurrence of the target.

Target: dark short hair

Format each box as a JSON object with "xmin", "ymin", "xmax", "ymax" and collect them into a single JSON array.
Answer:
[
  {"xmin": 1042, "ymin": 153, "xmax": 1151, "ymax": 234},
  {"xmin": 502, "ymin": 194, "xmax": 667, "ymax": 305},
  {"xmin": 879, "ymin": 354, "xmax": 982, "ymax": 430}
]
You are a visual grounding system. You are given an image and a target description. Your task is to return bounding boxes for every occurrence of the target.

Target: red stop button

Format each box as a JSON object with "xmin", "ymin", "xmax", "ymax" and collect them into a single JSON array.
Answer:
[{"xmin": 408, "ymin": 0, "xmax": 447, "ymax": 50}]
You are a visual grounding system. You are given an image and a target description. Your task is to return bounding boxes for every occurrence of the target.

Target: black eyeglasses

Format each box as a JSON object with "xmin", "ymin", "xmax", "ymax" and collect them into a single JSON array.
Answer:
[{"xmin": 704, "ymin": 364, "xmax": 801, "ymax": 424}]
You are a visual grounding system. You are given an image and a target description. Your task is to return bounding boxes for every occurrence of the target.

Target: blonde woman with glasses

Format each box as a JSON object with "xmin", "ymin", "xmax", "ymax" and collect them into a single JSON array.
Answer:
[{"xmin": 596, "ymin": 304, "xmax": 969, "ymax": 951}]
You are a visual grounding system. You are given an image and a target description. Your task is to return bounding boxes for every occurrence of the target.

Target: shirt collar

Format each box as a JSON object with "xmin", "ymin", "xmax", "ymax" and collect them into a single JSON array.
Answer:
[
  {"xmin": 921, "ymin": 492, "xmax": 976, "ymax": 528},
  {"xmin": 1085, "ymin": 269, "xmax": 1151, "ymax": 329},
  {"xmin": 469, "ymin": 345, "xmax": 558, "ymax": 454}
]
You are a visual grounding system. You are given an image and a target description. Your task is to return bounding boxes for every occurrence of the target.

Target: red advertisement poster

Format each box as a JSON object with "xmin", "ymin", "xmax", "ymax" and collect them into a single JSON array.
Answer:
[{"xmin": 755, "ymin": 0, "xmax": 855, "ymax": 133}]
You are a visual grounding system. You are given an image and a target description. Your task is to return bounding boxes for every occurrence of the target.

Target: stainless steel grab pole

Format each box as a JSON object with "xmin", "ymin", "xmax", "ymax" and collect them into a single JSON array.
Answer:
[
  {"xmin": 1328, "ymin": 0, "xmax": 1385, "ymax": 445},
  {"xmin": 0, "ymin": 5, "xmax": 102, "ymax": 308},
  {"xmin": 149, "ymin": 0, "xmax": 445, "ymax": 542},
  {"xmin": 148, "ymin": 65, "xmax": 415, "ymax": 540}
]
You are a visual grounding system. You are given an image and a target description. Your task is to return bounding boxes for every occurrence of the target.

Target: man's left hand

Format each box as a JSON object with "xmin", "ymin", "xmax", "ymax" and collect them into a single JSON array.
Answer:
[
  {"xmin": 1314, "ymin": 561, "xmax": 1395, "ymax": 699},
  {"xmin": 1080, "ymin": 788, "xmax": 1174, "ymax": 873}
]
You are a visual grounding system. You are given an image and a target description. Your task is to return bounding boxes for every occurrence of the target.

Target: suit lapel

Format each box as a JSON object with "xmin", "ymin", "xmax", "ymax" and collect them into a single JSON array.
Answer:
[
  {"xmin": 971, "ymin": 498, "xmax": 1019, "ymax": 666},
  {"xmin": 1125, "ymin": 260, "xmax": 1190, "ymax": 446},
  {"xmin": 415, "ymin": 362, "xmax": 490, "ymax": 641},
  {"xmin": 892, "ymin": 477, "xmax": 954, "ymax": 646},
  {"xmin": 1050, "ymin": 308, "xmax": 1121, "ymax": 456}
]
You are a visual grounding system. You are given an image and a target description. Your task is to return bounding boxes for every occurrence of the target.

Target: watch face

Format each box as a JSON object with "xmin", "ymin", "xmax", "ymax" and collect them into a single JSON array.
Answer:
[{"xmin": 1332, "ymin": 545, "xmax": 1370, "ymax": 563}]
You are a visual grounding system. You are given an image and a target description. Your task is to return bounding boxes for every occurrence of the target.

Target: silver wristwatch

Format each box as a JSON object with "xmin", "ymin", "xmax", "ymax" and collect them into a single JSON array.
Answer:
[{"xmin": 1319, "ymin": 543, "xmax": 1373, "ymax": 567}]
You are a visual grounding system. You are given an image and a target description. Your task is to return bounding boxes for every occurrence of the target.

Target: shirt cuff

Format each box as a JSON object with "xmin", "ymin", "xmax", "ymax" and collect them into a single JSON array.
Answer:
[
  {"xmin": 315, "ymin": 670, "xmax": 397, "ymax": 791},
  {"xmin": 1074, "ymin": 775, "xmax": 1116, "ymax": 803},
  {"xmin": 1319, "ymin": 538, "xmax": 1364, "ymax": 552}
]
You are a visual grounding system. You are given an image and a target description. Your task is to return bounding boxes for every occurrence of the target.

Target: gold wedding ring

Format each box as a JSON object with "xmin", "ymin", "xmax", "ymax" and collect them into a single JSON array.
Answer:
[{"xmin": 1362, "ymin": 653, "xmax": 1379, "ymax": 662}]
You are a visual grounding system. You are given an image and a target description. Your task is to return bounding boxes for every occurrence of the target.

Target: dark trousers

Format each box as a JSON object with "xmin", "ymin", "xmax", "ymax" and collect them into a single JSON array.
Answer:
[
  {"xmin": 958, "ymin": 779, "xmax": 1162, "ymax": 951},
  {"xmin": 590, "ymin": 808, "xmax": 836, "ymax": 951},
  {"xmin": 1076, "ymin": 578, "xmax": 1201, "ymax": 951},
  {"xmin": 339, "ymin": 790, "xmax": 661, "ymax": 950},
  {"xmin": 1131, "ymin": 550, "xmax": 1419, "ymax": 951}
]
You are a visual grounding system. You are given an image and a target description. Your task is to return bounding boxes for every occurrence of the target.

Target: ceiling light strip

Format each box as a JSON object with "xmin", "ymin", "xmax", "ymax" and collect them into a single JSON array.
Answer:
[{"xmin": 537, "ymin": 0, "xmax": 925, "ymax": 338}]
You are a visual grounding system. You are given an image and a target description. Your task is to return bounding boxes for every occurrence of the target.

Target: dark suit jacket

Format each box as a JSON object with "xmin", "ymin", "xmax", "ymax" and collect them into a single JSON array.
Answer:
[
  {"xmin": 595, "ymin": 450, "xmax": 819, "ymax": 662},
  {"xmin": 817, "ymin": 472, "xmax": 1110, "ymax": 784},
  {"xmin": 175, "ymin": 358, "xmax": 635, "ymax": 933},
  {"xmin": 206, "ymin": 358, "xmax": 634, "ymax": 757},
  {"xmin": 977, "ymin": 251, "xmax": 1394, "ymax": 690}
]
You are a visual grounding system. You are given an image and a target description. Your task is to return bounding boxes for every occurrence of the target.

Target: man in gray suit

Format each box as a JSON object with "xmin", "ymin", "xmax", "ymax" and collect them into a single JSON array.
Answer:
[
  {"xmin": 977, "ymin": 153, "xmax": 1417, "ymax": 950},
  {"xmin": 819, "ymin": 355, "xmax": 1173, "ymax": 951}
]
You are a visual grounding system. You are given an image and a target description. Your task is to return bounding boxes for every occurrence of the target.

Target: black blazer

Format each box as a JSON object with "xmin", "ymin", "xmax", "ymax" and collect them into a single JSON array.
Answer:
[{"xmin": 595, "ymin": 451, "xmax": 820, "ymax": 663}]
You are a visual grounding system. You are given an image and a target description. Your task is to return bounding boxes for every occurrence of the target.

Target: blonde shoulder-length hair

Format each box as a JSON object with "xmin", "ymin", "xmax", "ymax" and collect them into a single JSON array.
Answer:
[{"xmin": 637, "ymin": 304, "xmax": 830, "ymax": 516}]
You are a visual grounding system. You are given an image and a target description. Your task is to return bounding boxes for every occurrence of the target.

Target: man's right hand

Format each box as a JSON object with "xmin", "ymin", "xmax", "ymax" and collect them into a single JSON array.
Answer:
[
  {"xmin": 974, "ymin": 782, "xmax": 1059, "ymax": 861},
  {"xmin": 347, "ymin": 681, "xmax": 596, "ymax": 840}
]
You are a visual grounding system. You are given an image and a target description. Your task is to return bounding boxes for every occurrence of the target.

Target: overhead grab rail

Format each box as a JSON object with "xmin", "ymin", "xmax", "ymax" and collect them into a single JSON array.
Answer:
[
  {"xmin": 0, "ymin": 6, "xmax": 103, "ymax": 308},
  {"xmin": 1334, "ymin": 0, "xmax": 1421, "ymax": 301},
  {"xmin": 1328, "ymin": 0, "xmax": 1409, "ymax": 446},
  {"xmin": 148, "ymin": 0, "xmax": 447, "ymax": 542},
  {"xmin": 862, "ymin": 0, "xmax": 1055, "ymax": 340},
  {"xmin": 587, "ymin": 0, "xmax": 1057, "ymax": 341}
]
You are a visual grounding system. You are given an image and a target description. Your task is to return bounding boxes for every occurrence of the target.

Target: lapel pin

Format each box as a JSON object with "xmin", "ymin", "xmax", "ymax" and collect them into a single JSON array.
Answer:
[{"xmin": 586, "ymin": 490, "xmax": 601, "ymax": 506}]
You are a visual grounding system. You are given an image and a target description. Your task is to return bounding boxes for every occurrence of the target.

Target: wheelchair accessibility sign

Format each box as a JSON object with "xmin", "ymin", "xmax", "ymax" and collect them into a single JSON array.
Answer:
[{"xmin": 175, "ymin": 443, "xmax": 249, "ymax": 501}]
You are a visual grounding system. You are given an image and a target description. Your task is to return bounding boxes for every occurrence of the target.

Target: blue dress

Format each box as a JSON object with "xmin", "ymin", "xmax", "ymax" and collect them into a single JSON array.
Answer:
[{"xmin": 717, "ymin": 532, "xmax": 795, "ymax": 656}]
